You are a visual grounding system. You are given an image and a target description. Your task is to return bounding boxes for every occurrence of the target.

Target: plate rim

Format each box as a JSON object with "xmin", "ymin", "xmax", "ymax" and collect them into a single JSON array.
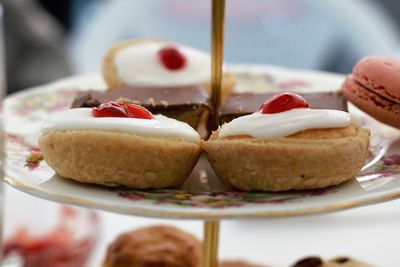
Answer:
[
  {"xmin": 4, "ymin": 65, "xmax": 400, "ymax": 220},
  {"xmin": 5, "ymin": 175, "xmax": 400, "ymax": 220}
]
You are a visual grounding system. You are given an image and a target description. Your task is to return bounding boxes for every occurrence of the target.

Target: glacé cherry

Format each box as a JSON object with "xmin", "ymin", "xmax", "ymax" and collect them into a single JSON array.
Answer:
[
  {"xmin": 158, "ymin": 46, "xmax": 187, "ymax": 71},
  {"xmin": 260, "ymin": 93, "xmax": 309, "ymax": 114},
  {"xmin": 92, "ymin": 101, "xmax": 154, "ymax": 119}
]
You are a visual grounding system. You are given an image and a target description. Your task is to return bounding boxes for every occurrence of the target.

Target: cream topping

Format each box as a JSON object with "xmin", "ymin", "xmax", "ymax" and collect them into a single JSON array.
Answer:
[
  {"xmin": 219, "ymin": 108, "xmax": 354, "ymax": 138},
  {"xmin": 41, "ymin": 108, "xmax": 200, "ymax": 142},
  {"xmin": 114, "ymin": 42, "xmax": 211, "ymax": 86}
]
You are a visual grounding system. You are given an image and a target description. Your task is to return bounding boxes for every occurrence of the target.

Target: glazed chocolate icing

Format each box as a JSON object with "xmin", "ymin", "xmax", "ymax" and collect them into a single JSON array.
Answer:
[
  {"xmin": 220, "ymin": 91, "xmax": 347, "ymax": 123},
  {"xmin": 71, "ymin": 86, "xmax": 210, "ymax": 111},
  {"xmin": 291, "ymin": 257, "xmax": 323, "ymax": 267}
]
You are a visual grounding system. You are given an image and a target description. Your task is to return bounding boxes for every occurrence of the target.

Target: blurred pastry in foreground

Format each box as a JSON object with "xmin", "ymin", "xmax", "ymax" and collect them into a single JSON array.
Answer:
[
  {"xmin": 102, "ymin": 39, "xmax": 235, "ymax": 102},
  {"xmin": 204, "ymin": 93, "xmax": 370, "ymax": 191},
  {"xmin": 342, "ymin": 56, "xmax": 400, "ymax": 128},
  {"xmin": 219, "ymin": 260, "xmax": 266, "ymax": 267},
  {"xmin": 103, "ymin": 225, "xmax": 201, "ymax": 267},
  {"xmin": 39, "ymin": 101, "xmax": 201, "ymax": 189},
  {"xmin": 292, "ymin": 256, "xmax": 375, "ymax": 267}
]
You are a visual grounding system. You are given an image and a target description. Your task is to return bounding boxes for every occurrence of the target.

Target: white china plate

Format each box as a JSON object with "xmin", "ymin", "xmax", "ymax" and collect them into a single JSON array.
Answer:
[{"xmin": 4, "ymin": 65, "xmax": 400, "ymax": 219}]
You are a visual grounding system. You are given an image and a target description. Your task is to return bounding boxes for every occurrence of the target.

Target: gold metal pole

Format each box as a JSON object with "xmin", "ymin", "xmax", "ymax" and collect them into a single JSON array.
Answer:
[
  {"xmin": 203, "ymin": 220, "xmax": 220, "ymax": 267},
  {"xmin": 204, "ymin": 2, "xmax": 224, "ymax": 263},
  {"xmin": 210, "ymin": 0, "xmax": 226, "ymax": 129}
]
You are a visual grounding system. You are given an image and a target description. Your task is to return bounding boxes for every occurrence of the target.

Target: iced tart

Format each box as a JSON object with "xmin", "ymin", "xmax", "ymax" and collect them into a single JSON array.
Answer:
[
  {"xmin": 102, "ymin": 39, "xmax": 235, "ymax": 101},
  {"xmin": 85, "ymin": 39, "xmax": 236, "ymax": 129},
  {"xmin": 203, "ymin": 93, "xmax": 370, "ymax": 191},
  {"xmin": 39, "ymin": 101, "xmax": 201, "ymax": 189},
  {"xmin": 219, "ymin": 91, "xmax": 347, "ymax": 124}
]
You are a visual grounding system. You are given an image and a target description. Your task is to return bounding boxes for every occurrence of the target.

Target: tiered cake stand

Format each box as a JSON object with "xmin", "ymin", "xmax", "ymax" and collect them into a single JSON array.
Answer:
[
  {"xmin": 4, "ymin": 67, "xmax": 400, "ymax": 267},
  {"xmin": 4, "ymin": 1, "xmax": 400, "ymax": 266}
]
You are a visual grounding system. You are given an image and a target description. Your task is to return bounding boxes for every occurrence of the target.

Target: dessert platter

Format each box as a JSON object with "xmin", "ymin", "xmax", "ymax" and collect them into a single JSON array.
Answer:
[
  {"xmin": 4, "ymin": 1, "xmax": 400, "ymax": 266},
  {"xmin": 4, "ymin": 51, "xmax": 400, "ymax": 219}
]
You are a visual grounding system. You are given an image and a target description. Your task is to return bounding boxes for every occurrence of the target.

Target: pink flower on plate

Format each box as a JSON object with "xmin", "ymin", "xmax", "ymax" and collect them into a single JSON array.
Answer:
[
  {"xmin": 381, "ymin": 154, "xmax": 400, "ymax": 166},
  {"xmin": 29, "ymin": 147, "xmax": 41, "ymax": 153},
  {"xmin": 118, "ymin": 192, "xmax": 144, "ymax": 201},
  {"xmin": 365, "ymin": 171, "xmax": 395, "ymax": 178},
  {"xmin": 25, "ymin": 161, "xmax": 40, "ymax": 170},
  {"xmin": 7, "ymin": 135, "xmax": 23, "ymax": 144}
]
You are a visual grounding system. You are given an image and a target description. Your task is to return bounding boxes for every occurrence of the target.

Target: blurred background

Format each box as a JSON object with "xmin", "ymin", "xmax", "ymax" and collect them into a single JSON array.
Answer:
[
  {"xmin": 3, "ymin": 1, "xmax": 400, "ymax": 266},
  {"xmin": 4, "ymin": 0, "xmax": 400, "ymax": 94}
]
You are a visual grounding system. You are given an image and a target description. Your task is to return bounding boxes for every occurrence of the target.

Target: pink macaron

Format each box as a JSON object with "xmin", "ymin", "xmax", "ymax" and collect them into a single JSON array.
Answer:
[{"xmin": 342, "ymin": 56, "xmax": 400, "ymax": 128}]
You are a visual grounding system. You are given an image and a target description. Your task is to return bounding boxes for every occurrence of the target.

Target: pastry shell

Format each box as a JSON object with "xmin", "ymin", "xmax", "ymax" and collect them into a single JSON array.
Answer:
[
  {"xmin": 203, "ymin": 126, "xmax": 370, "ymax": 191},
  {"xmin": 102, "ymin": 39, "xmax": 235, "ymax": 102},
  {"xmin": 39, "ymin": 130, "xmax": 201, "ymax": 189}
]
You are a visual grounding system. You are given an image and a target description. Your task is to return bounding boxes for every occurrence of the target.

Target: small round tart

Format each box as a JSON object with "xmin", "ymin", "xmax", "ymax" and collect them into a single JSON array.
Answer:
[
  {"xmin": 102, "ymin": 38, "xmax": 235, "ymax": 101},
  {"xmin": 39, "ymin": 103, "xmax": 201, "ymax": 189},
  {"xmin": 203, "ymin": 93, "xmax": 370, "ymax": 192}
]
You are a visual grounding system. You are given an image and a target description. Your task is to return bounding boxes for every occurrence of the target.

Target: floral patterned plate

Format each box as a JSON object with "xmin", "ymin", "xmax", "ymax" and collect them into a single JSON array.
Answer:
[{"xmin": 4, "ymin": 65, "xmax": 400, "ymax": 219}]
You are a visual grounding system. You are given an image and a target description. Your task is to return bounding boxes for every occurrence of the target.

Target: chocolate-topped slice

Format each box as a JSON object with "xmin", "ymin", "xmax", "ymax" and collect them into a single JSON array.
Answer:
[
  {"xmin": 220, "ymin": 91, "xmax": 347, "ymax": 124},
  {"xmin": 72, "ymin": 86, "xmax": 210, "ymax": 128}
]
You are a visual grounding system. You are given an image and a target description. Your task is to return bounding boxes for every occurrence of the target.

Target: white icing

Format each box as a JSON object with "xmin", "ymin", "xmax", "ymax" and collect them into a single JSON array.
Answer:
[
  {"xmin": 114, "ymin": 42, "xmax": 211, "ymax": 86},
  {"xmin": 41, "ymin": 108, "xmax": 200, "ymax": 143},
  {"xmin": 219, "ymin": 108, "xmax": 354, "ymax": 138}
]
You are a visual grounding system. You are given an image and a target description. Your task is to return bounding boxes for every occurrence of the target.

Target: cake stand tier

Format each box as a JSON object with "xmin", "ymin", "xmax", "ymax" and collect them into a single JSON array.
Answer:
[{"xmin": 4, "ymin": 65, "xmax": 400, "ymax": 220}]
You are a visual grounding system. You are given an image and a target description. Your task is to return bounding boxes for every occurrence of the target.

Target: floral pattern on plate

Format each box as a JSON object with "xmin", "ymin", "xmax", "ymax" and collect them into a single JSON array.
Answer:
[
  {"xmin": 4, "ymin": 67, "xmax": 400, "ymax": 219},
  {"xmin": 116, "ymin": 190, "xmax": 336, "ymax": 209}
]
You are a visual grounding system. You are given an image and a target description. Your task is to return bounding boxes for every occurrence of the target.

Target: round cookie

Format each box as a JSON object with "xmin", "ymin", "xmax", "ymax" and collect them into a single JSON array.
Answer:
[
  {"xmin": 342, "ymin": 75, "xmax": 400, "ymax": 128},
  {"xmin": 102, "ymin": 226, "xmax": 201, "ymax": 267},
  {"xmin": 342, "ymin": 56, "xmax": 400, "ymax": 128},
  {"xmin": 353, "ymin": 56, "xmax": 400, "ymax": 103}
]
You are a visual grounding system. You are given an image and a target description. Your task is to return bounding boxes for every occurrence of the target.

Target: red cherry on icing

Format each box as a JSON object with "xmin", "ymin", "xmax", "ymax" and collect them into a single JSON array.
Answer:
[
  {"xmin": 92, "ymin": 101, "xmax": 128, "ymax": 117},
  {"xmin": 260, "ymin": 93, "xmax": 309, "ymax": 114},
  {"xmin": 158, "ymin": 46, "xmax": 187, "ymax": 71},
  {"xmin": 92, "ymin": 101, "xmax": 154, "ymax": 119},
  {"xmin": 123, "ymin": 103, "xmax": 154, "ymax": 119}
]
